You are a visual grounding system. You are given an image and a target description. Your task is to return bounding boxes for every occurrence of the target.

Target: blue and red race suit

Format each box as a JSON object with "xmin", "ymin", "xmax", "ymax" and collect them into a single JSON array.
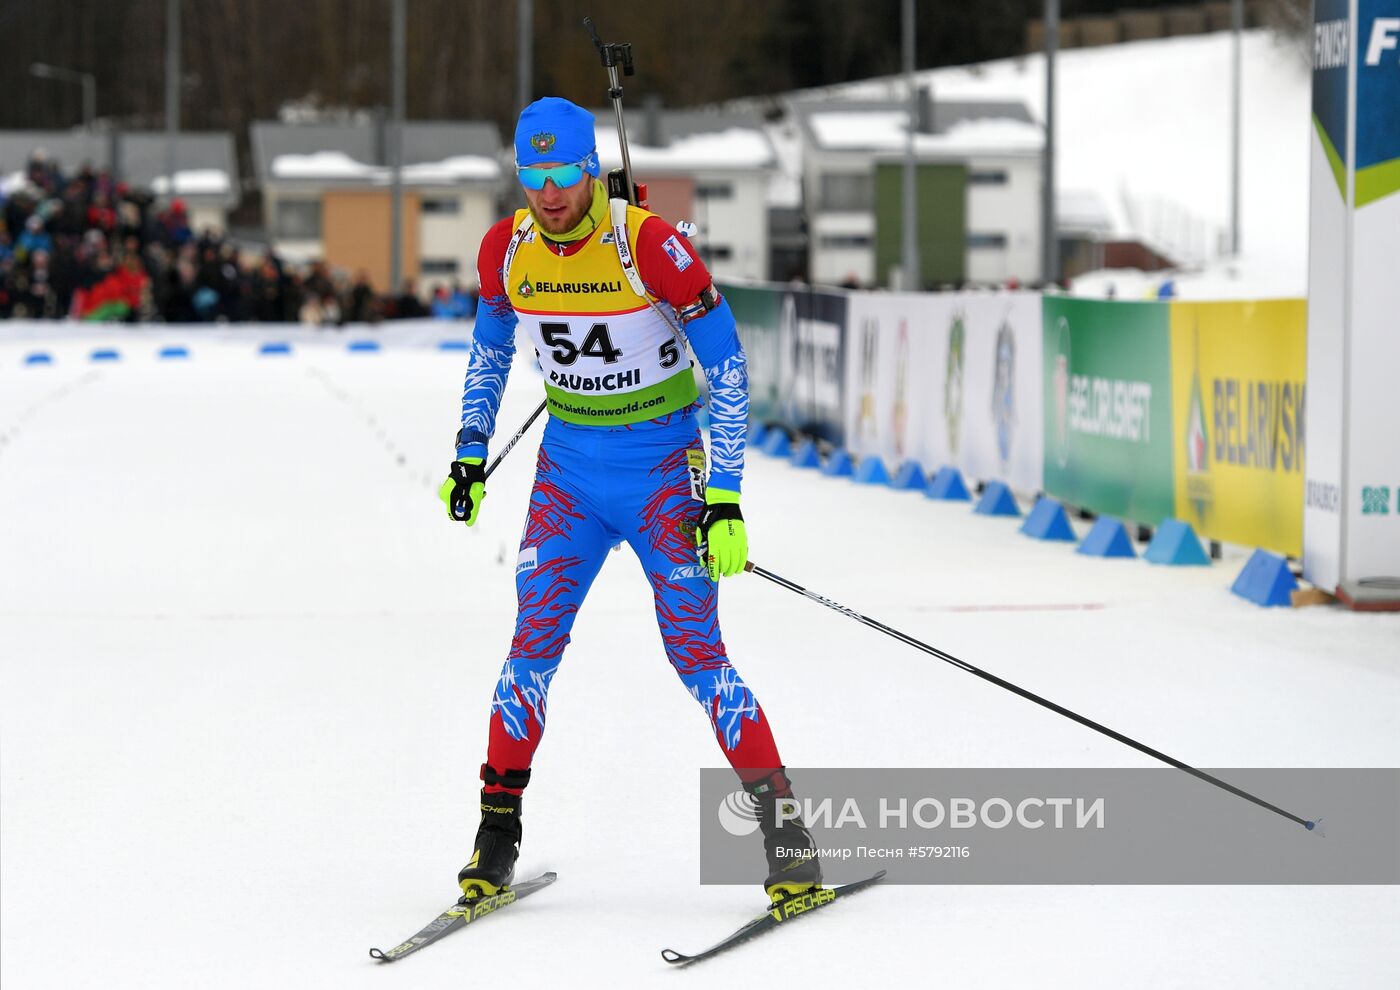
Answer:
[{"xmin": 456, "ymin": 198, "xmax": 785, "ymax": 792}]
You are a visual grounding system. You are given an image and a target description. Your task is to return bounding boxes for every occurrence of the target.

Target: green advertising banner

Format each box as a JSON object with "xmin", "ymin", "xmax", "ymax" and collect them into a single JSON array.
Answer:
[
  {"xmin": 1042, "ymin": 297, "xmax": 1174, "ymax": 525},
  {"xmin": 719, "ymin": 282, "xmax": 783, "ymax": 425}
]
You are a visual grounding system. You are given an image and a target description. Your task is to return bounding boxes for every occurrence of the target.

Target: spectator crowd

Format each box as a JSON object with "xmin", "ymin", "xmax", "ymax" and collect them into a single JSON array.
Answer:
[{"xmin": 0, "ymin": 150, "xmax": 477, "ymax": 325}]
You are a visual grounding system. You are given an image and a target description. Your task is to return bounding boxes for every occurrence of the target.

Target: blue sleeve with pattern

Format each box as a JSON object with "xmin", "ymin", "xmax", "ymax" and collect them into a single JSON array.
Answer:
[
  {"xmin": 455, "ymin": 302, "xmax": 518, "ymax": 460},
  {"xmin": 685, "ymin": 298, "xmax": 748, "ymax": 494}
]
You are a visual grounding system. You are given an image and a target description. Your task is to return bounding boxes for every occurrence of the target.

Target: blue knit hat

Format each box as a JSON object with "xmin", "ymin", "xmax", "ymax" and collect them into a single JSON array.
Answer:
[{"xmin": 514, "ymin": 97, "xmax": 600, "ymax": 176}]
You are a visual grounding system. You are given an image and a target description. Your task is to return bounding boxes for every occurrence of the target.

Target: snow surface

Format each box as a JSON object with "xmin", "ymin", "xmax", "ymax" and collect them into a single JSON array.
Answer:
[{"xmin": 1, "ymin": 324, "xmax": 1397, "ymax": 988}]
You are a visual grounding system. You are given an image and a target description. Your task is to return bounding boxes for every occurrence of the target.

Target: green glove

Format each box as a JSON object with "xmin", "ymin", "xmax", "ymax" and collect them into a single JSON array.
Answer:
[
  {"xmin": 439, "ymin": 457, "xmax": 486, "ymax": 525},
  {"xmin": 697, "ymin": 487, "xmax": 747, "ymax": 580}
]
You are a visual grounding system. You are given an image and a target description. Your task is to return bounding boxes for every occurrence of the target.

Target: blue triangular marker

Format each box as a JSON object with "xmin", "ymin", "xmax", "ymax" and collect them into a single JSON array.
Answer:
[
  {"xmin": 348, "ymin": 339, "xmax": 381, "ymax": 352},
  {"xmin": 158, "ymin": 346, "xmax": 190, "ymax": 360},
  {"xmin": 891, "ymin": 460, "xmax": 928, "ymax": 491},
  {"xmin": 90, "ymin": 348, "xmax": 121, "ymax": 362},
  {"xmin": 438, "ymin": 339, "xmax": 470, "ymax": 351},
  {"xmin": 1077, "ymin": 516, "xmax": 1136, "ymax": 557},
  {"xmin": 1231, "ymin": 549, "xmax": 1298, "ymax": 606},
  {"xmin": 822, "ymin": 449, "xmax": 855, "ymax": 477},
  {"xmin": 749, "ymin": 423, "xmax": 769, "ymax": 448},
  {"xmin": 790, "ymin": 439, "xmax": 822, "ymax": 469},
  {"xmin": 974, "ymin": 480, "xmax": 1021, "ymax": 517},
  {"xmin": 1145, "ymin": 519, "xmax": 1210, "ymax": 565},
  {"xmin": 853, "ymin": 457, "xmax": 890, "ymax": 485},
  {"xmin": 24, "ymin": 352, "xmax": 53, "ymax": 366},
  {"xmin": 1020, "ymin": 497, "xmax": 1076, "ymax": 541},
  {"xmin": 260, "ymin": 342, "xmax": 293, "ymax": 356},
  {"xmin": 761, "ymin": 429, "xmax": 791, "ymax": 457},
  {"xmin": 926, "ymin": 466, "xmax": 971, "ymax": 501}
]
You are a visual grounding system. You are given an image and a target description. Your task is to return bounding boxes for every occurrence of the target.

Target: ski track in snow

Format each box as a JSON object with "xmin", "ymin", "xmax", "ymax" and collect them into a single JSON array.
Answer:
[{"xmin": 1, "ymin": 329, "xmax": 1397, "ymax": 989}]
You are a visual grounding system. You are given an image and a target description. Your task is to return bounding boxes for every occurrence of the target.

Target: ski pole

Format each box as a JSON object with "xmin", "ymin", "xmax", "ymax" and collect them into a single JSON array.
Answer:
[
  {"xmin": 483, "ymin": 399, "xmax": 546, "ymax": 480},
  {"xmin": 742, "ymin": 560, "xmax": 1317, "ymax": 831}
]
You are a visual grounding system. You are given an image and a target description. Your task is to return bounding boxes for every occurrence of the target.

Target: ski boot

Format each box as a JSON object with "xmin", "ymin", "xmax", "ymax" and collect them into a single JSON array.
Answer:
[
  {"xmin": 457, "ymin": 783, "xmax": 524, "ymax": 900},
  {"xmin": 746, "ymin": 770, "xmax": 823, "ymax": 904}
]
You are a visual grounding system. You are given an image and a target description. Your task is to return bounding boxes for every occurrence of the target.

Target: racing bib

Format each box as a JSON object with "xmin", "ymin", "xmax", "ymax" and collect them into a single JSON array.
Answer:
[{"xmin": 506, "ymin": 207, "xmax": 698, "ymax": 425}]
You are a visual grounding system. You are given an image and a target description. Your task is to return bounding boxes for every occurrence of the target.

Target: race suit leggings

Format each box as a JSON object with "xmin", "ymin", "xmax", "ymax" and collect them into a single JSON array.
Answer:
[{"xmin": 482, "ymin": 405, "xmax": 784, "ymax": 793}]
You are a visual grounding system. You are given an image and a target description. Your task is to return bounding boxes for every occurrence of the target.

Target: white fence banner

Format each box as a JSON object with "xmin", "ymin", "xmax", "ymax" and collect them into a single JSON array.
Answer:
[{"xmin": 844, "ymin": 290, "xmax": 1043, "ymax": 493}]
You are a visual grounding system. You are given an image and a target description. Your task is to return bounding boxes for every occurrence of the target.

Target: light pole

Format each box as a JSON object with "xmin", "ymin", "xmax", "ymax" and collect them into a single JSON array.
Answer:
[
  {"xmin": 1042, "ymin": 0, "xmax": 1059, "ymax": 286},
  {"xmin": 166, "ymin": 0, "xmax": 180, "ymax": 200},
  {"xmin": 390, "ymin": 0, "xmax": 406, "ymax": 295},
  {"xmin": 518, "ymin": 0, "xmax": 533, "ymax": 110},
  {"xmin": 900, "ymin": 0, "xmax": 919, "ymax": 291},
  {"xmin": 30, "ymin": 62, "xmax": 96, "ymax": 130},
  {"xmin": 1229, "ymin": 0, "xmax": 1242, "ymax": 256}
]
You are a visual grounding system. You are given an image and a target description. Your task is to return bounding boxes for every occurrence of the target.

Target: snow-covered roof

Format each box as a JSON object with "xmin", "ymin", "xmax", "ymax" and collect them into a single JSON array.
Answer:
[
  {"xmin": 819, "ymin": 112, "xmax": 1043, "ymax": 156},
  {"xmin": 151, "ymin": 169, "xmax": 233, "ymax": 197},
  {"xmin": 400, "ymin": 155, "xmax": 500, "ymax": 183},
  {"xmin": 796, "ymin": 98, "xmax": 1039, "ymax": 155},
  {"xmin": 595, "ymin": 127, "xmax": 774, "ymax": 172},
  {"xmin": 807, "ymin": 110, "xmax": 906, "ymax": 150},
  {"xmin": 270, "ymin": 150, "xmax": 373, "ymax": 180},
  {"xmin": 252, "ymin": 120, "xmax": 502, "ymax": 187},
  {"xmin": 1057, "ymin": 189, "xmax": 1115, "ymax": 234},
  {"xmin": 269, "ymin": 150, "xmax": 500, "ymax": 185},
  {"xmin": 0, "ymin": 130, "xmax": 240, "ymax": 205}
]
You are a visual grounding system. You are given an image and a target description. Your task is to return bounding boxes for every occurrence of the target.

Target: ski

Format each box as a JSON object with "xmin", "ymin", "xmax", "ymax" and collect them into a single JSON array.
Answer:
[
  {"xmin": 369, "ymin": 871, "xmax": 558, "ymax": 963},
  {"xmin": 660, "ymin": 870, "xmax": 886, "ymax": 967}
]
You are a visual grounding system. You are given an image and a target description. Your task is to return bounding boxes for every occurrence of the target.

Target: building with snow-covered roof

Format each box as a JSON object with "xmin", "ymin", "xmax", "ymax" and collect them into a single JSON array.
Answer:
[
  {"xmin": 0, "ymin": 130, "xmax": 239, "ymax": 234},
  {"xmin": 250, "ymin": 120, "xmax": 502, "ymax": 293},
  {"xmin": 588, "ymin": 105, "xmax": 776, "ymax": 282},
  {"xmin": 792, "ymin": 98, "xmax": 1044, "ymax": 288}
]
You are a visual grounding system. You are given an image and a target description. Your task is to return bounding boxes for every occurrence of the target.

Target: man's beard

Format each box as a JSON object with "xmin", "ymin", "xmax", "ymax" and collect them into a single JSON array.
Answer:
[{"xmin": 534, "ymin": 203, "xmax": 587, "ymax": 236}]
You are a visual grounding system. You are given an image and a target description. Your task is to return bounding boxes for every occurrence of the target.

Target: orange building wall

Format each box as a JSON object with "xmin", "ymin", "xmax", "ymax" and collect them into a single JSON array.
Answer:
[
  {"xmin": 322, "ymin": 189, "xmax": 422, "ymax": 293},
  {"xmin": 638, "ymin": 177, "xmax": 696, "ymax": 230}
]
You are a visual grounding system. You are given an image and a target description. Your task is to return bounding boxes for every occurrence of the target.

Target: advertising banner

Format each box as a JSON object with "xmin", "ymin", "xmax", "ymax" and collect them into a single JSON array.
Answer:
[
  {"xmin": 956, "ymin": 293, "xmax": 1044, "ymax": 495},
  {"xmin": 844, "ymin": 291, "xmax": 1042, "ymax": 493},
  {"xmin": 1304, "ymin": 0, "xmax": 1400, "ymax": 596},
  {"xmin": 1042, "ymin": 298, "xmax": 1174, "ymax": 525},
  {"xmin": 722, "ymin": 281, "xmax": 848, "ymax": 445},
  {"xmin": 722, "ymin": 282, "xmax": 784, "ymax": 425},
  {"xmin": 1344, "ymin": 1, "xmax": 1400, "ymax": 588},
  {"xmin": 1170, "ymin": 301, "xmax": 1307, "ymax": 558},
  {"xmin": 777, "ymin": 287, "xmax": 848, "ymax": 445},
  {"xmin": 1303, "ymin": 0, "xmax": 1354, "ymax": 588},
  {"xmin": 843, "ymin": 291, "xmax": 937, "ymax": 472}
]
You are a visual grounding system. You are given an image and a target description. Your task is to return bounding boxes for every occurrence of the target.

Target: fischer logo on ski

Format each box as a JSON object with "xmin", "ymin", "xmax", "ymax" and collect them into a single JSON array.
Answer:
[
  {"xmin": 661, "ymin": 870, "xmax": 884, "ymax": 967},
  {"xmin": 369, "ymin": 871, "xmax": 556, "ymax": 963}
]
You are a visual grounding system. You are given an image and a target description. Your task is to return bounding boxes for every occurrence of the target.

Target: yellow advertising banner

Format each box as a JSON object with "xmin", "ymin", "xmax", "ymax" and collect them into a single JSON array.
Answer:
[{"xmin": 1170, "ymin": 300, "xmax": 1307, "ymax": 557}]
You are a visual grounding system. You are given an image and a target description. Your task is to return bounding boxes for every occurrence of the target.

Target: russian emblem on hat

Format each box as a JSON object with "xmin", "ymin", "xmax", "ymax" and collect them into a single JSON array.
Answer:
[{"xmin": 530, "ymin": 132, "xmax": 555, "ymax": 154}]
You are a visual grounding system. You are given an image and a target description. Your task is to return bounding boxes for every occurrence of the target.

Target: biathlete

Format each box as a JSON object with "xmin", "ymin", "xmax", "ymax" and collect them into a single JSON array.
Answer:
[{"xmin": 439, "ymin": 97, "xmax": 820, "ymax": 905}]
